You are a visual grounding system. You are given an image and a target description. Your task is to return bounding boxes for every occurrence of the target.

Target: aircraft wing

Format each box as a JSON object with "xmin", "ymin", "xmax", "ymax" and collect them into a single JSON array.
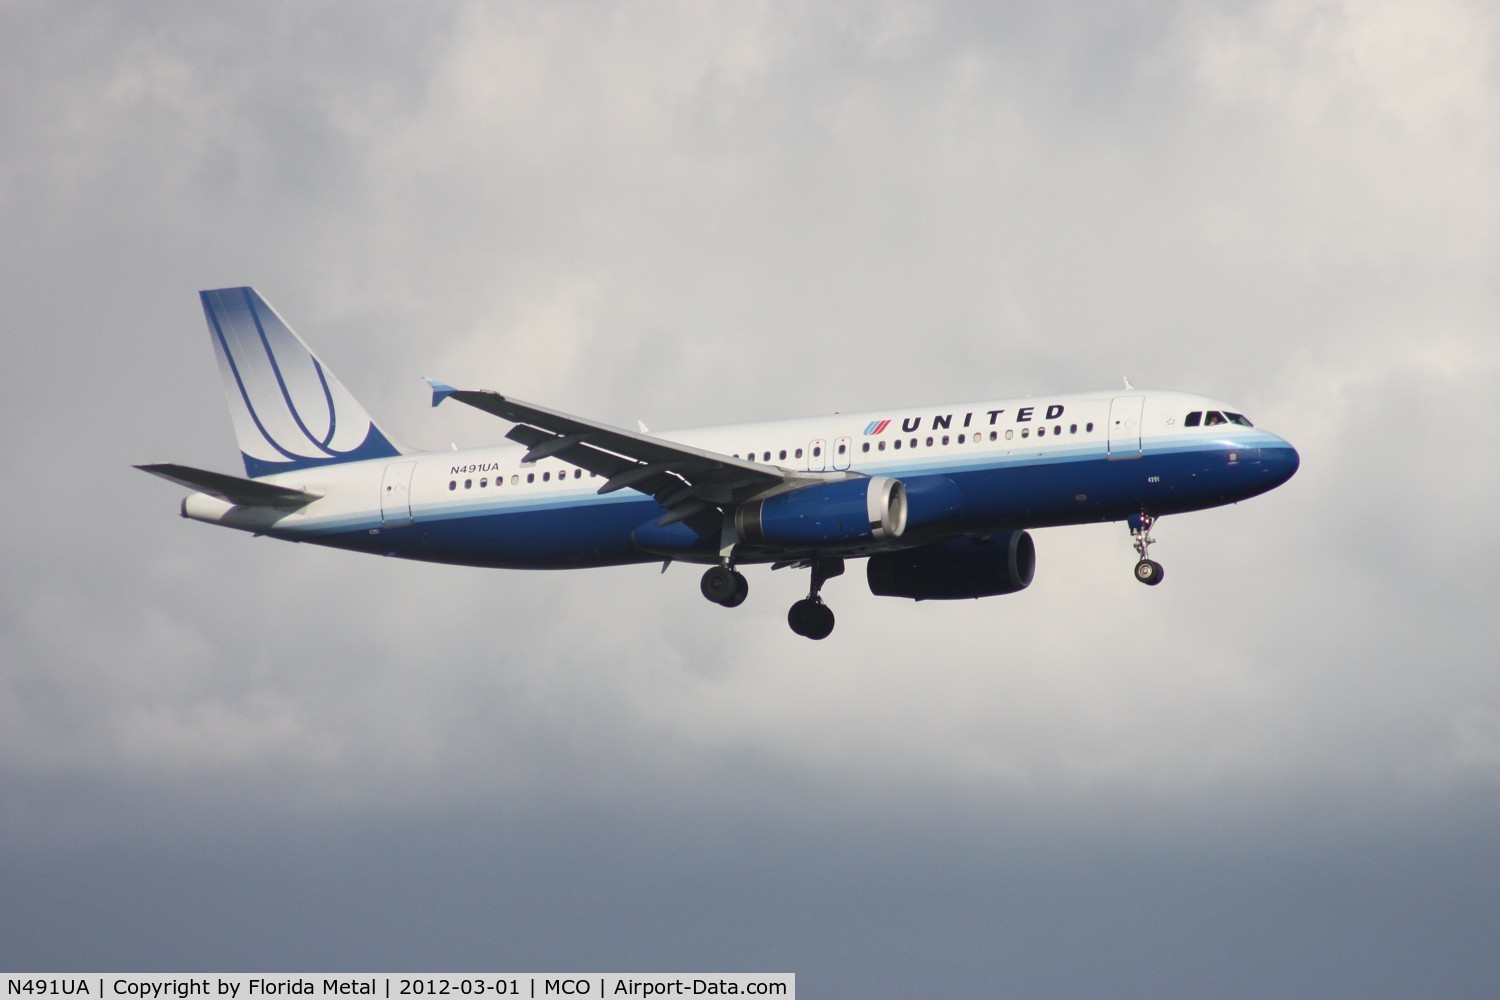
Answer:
[{"xmin": 427, "ymin": 381, "xmax": 799, "ymax": 526}]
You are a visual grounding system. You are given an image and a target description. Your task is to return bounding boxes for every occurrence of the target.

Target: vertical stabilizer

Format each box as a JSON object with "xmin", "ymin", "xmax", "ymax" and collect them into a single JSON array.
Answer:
[{"xmin": 200, "ymin": 287, "xmax": 403, "ymax": 477}]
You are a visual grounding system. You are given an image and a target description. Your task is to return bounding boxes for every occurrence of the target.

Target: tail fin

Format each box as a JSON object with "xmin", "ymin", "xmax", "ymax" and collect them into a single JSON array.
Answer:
[{"xmin": 200, "ymin": 287, "xmax": 403, "ymax": 477}]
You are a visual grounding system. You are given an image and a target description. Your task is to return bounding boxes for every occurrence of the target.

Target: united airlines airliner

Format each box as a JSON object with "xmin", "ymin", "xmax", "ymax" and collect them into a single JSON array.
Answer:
[{"xmin": 139, "ymin": 287, "xmax": 1299, "ymax": 639}]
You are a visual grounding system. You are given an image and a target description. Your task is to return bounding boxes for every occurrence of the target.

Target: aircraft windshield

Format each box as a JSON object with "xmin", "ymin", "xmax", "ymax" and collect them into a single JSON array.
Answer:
[{"xmin": 1185, "ymin": 410, "xmax": 1254, "ymax": 428}]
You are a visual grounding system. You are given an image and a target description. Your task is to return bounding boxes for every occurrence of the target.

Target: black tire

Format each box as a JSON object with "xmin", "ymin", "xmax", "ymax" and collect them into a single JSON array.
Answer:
[
  {"xmin": 789, "ymin": 599, "xmax": 835, "ymax": 639},
  {"xmin": 721, "ymin": 572, "xmax": 749, "ymax": 608},
  {"xmin": 788, "ymin": 598, "xmax": 817, "ymax": 636},
  {"xmin": 701, "ymin": 565, "xmax": 738, "ymax": 604},
  {"xmin": 806, "ymin": 602, "xmax": 835, "ymax": 640},
  {"xmin": 1134, "ymin": 559, "xmax": 1165, "ymax": 586}
]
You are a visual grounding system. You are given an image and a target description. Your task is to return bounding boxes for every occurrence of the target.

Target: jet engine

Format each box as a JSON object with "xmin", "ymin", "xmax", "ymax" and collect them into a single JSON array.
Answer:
[
  {"xmin": 736, "ymin": 477, "xmax": 906, "ymax": 547},
  {"xmin": 866, "ymin": 530, "xmax": 1036, "ymax": 600}
]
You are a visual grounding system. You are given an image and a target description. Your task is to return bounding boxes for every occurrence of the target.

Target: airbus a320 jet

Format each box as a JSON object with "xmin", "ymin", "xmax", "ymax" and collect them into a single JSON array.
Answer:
[{"xmin": 139, "ymin": 287, "xmax": 1299, "ymax": 639}]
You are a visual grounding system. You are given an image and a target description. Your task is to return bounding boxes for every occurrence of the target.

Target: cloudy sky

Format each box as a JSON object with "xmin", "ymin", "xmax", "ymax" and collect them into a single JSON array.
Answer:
[{"xmin": 3, "ymin": 0, "xmax": 1499, "ymax": 994}]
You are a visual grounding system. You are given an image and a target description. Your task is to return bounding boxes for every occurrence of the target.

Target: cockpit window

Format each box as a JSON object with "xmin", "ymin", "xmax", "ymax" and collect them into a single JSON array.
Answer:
[{"xmin": 1187, "ymin": 409, "xmax": 1253, "ymax": 428}]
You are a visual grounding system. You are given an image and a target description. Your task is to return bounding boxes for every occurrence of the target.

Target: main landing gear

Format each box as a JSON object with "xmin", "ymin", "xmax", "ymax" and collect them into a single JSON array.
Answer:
[
  {"xmin": 1130, "ymin": 512, "xmax": 1165, "ymax": 586},
  {"xmin": 787, "ymin": 558, "xmax": 843, "ymax": 641},
  {"xmin": 700, "ymin": 564, "xmax": 749, "ymax": 608},
  {"xmin": 699, "ymin": 557, "xmax": 844, "ymax": 640}
]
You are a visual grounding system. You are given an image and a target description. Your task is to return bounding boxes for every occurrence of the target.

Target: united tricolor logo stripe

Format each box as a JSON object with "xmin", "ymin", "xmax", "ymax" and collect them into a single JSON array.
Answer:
[{"xmin": 863, "ymin": 419, "xmax": 891, "ymax": 436}]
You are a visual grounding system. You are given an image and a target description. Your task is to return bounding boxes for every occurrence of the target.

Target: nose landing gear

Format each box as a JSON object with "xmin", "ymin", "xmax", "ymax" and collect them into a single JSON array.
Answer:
[{"xmin": 1130, "ymin": 512, "xmax": 1165, "ymax": 586}]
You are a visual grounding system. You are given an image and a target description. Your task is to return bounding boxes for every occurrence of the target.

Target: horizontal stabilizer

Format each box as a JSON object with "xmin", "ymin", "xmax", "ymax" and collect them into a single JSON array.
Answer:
[{"xmin": 135, "ymin": 463, "xmax": 323, "ymax": 507}]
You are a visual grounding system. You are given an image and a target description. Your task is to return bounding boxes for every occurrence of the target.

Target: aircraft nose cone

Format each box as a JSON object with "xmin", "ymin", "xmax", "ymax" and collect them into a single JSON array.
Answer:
[{"xmin": 1265, "ymin": 438, "xmax": 1300, "ymax": 486}]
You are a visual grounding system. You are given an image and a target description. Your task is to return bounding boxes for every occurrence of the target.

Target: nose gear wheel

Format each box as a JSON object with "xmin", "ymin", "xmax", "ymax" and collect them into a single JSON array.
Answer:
[{"xmin": 1129, "ymin": 512, "xmax": 1165, "ymax": 586}]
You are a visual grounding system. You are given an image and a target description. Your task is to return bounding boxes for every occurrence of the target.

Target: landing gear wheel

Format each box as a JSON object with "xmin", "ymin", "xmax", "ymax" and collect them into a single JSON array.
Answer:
[
  {"xmin": 721, "ymin": 572, "xmax": 750, "ymax": 608},
  {"xmin": 1134, "ymin": 559, "xmax": 1165, "ymax": 586},
  {"xmin": 701, "ymin": 565, "xmax": 747, "ymax": 606},
  {"xmin": 1128, "ymin": 513, "xmax": 1164, "ymax": 587},
  {"xmin": 788, "ymin": 598, "xmax": 835, "ymax": 640}
]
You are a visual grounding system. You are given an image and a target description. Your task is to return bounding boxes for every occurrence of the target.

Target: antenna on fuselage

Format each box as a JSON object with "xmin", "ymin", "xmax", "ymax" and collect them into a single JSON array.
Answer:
[{"xmin": 1122, "ymin": 376, "xmax": 1135, "ymax": 390}]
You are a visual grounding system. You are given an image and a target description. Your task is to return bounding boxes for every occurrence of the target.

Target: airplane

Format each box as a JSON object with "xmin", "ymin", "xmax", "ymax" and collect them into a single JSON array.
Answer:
[{"xmin": 139, "ymin": 287, "xmax": 1300, "ymax": 639}]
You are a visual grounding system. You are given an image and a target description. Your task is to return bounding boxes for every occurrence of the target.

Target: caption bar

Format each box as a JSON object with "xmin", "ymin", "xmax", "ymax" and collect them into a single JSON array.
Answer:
[{"xmin": 7, "ymin": 978, "xmax": 792, "ymax": 1000}]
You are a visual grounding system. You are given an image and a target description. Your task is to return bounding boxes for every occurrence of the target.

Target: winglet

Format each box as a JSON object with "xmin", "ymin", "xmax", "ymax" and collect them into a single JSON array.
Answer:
[{"xmin": 425, "ymin": 378, "xmax": 458, "ymax": 408}]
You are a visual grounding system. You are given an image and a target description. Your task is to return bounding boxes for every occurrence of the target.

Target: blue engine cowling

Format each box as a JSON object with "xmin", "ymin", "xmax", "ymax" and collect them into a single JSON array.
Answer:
[
  {"xmin": 735, "ymin": 476, "xmax": 906, "ymax": 547},
  {"xmin": 866, "ymin": 531, "xmax": 1036, "ymax": 600}
]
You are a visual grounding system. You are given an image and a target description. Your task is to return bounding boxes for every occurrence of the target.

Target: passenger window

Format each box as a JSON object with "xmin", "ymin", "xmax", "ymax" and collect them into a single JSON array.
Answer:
[
  {"xmin": 878, "ymin": 441, "xmax": 886, "ymax": 451},
  {"xmin": 1037, "ymin": 427, "xmax": 1046, "ymax": 437},
  {"xmin": 893, "ymin": 440, "xmax": 902, "ymax": 450},
  {"xmin": 942, "ymin": 435, "xmax": 950, "ymax": 445},
  {"xmin": 837, "ymin": 443, "xmax": 846, "ymax": 455},
  {"xmin": 448, "ymin": 480, "xmax": 456, "ymax": 491},
  {"xmin": 1070, "ymin": 424, "xmax": 1078, "ymax": 434},
  {"xmin": 480, "ymin": 478, "xmax": 488, "ymax": 488},
  {"xmin": 779, "ymin": 449, "xmax": 787, "ymax": 460},
  {"xmin": 1005, "ymin": 430, "xmax": 1013, "ymax": 441},
  {"xmin": 957, "ymin": 433, "xmax": 966, "ymax": 444},
  {"xmin": 795, "ymin": 448, "xmax": 804, "ymax": 459},
  {"xmin": 861, "ymin": 442, "xmax": 870, "ymax": 453},
  {"xmin": 1185, "ymin": 411, "xmax": 1202, "ymax": 427},
  {"xmin": 1021, "ymin": 428, "xmax": 1030, "ymax": 439},
  {"xmin": 925, "ymin": 437, "xmax": 934, "ymax": 447},
  {"xmin": 511, "ymin": 474, "xmax": 519, "ymax": 485},
  {"xmin": 526, "ymin": 473, "xmax": 534, "ymax": 484},
  {"xmin": 464, "ymin": 479, "xmax": 472, "ymax": 489},
  {"xmin": 763, "ymin": 451, "xmax": 771, "ymax": 462},
  {"xmin": 1086, "ymin": 422, "xmax": 1095, "ymax": 432}
]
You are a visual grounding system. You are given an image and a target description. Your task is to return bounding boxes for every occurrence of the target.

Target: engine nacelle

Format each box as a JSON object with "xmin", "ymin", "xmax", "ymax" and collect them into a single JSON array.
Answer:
[
  {"xmin": 866, "ymin": 530, "xmax": 1036, "ymax": 600},
  {"xmin": 736, "ymin": 477, "xmax": 906, "ymax": 547}
]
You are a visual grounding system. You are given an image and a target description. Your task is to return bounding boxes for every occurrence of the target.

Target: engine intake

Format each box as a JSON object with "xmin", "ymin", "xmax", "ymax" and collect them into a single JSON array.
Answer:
[
  {"xmin": 867, "ymin": 530, "xmax": 1036, "ymax": 600},
  {"xmin": 736, "ymin": 477, "xmax": 906, "ymax": 547}
]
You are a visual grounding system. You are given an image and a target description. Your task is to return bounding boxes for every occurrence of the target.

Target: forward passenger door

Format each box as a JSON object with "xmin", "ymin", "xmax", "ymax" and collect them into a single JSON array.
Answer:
[{"xmin": 1107, "ymin": 396, "xmax": 1143, "ymax": 460}]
